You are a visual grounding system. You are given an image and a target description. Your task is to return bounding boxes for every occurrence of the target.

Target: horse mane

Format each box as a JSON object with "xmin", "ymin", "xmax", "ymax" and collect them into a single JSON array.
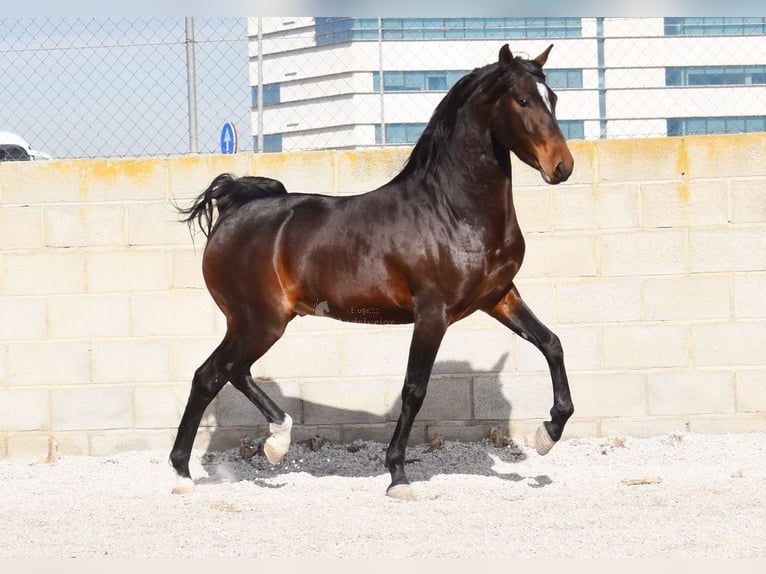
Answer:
[{"xmin": 390, "ymin": 55, "xmax": 545, "ymax": 185}]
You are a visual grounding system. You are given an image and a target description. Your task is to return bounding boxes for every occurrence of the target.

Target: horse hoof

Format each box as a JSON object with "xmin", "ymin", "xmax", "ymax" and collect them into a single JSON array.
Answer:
[
  {"xmin": 535, "ymin": 425, "xmax": 556, "ymax": 456},
  {"xmin": 386, "ymin": 484, "xmax": 417, "ymax": 501},
  {"xmin": 172, "ymin": 476, "xmax": 195, "ymax": 495},
  {"xmin": 263, "ymin": 414, "xmax": 292, "ymax": 465}
]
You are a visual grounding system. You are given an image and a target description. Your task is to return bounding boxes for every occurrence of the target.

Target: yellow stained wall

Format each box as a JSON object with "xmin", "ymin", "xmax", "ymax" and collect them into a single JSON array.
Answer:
[{"xmin": 1, "ymin": 133, "xmax": 765, "ymax": 458}]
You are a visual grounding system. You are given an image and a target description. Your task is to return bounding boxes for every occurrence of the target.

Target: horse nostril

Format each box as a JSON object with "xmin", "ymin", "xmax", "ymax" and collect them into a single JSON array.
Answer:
[{"xmin": 554, "ymin": 161, "xmax": 570, "ymax": 180}]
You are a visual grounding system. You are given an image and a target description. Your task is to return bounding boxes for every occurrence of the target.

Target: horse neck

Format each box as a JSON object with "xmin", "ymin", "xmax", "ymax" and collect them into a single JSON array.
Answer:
[{"xmin": 437, "ymin": 112, "xmax": 516, "ymax": 215}]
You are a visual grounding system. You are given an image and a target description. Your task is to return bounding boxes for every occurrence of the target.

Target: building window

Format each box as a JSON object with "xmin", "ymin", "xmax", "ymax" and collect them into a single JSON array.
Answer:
[
  {"xmin": 316, "ymin": 17, "xmax": 582, "ymax": 46},
  {"xmin": 667, "ymin": 116, "xmax": 766, "ymax": 136},
  {"xmin": 373, "ymin": 70, "xmax": 468, "ymax": 92},
  {"xmin": 254, "ymin": 134, "xmax": 283, "ymax": 153},
  {"xmin": 375, "ymin": 123, "xmax": 427, "ymax": 144},
  {"xmin": 666, "ymin": 66, "xmax": 766, "ymax": 86},
  {"xmin": 545, "ymin": 69, "xmax": 583, "ymax": 89},
  {"xmin": 372, "ymin": 69, "xmax": 582, "ymax": 93},
  {"xmin": 665, "ymin": 17, "xmax": 766, "ymax": 36},
  {"xmin": 252, "ymin": 83, "xmax": 281, "ymax": 107},
  {"xmin": 559, "ymin": 121, "xmax": 585, "ymax": 140}
]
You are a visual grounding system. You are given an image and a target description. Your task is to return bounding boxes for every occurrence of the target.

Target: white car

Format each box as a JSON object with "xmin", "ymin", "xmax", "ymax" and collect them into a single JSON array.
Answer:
[{"xmin": 0, "ymin": 131, "xmax": 51, "ymax": 161}]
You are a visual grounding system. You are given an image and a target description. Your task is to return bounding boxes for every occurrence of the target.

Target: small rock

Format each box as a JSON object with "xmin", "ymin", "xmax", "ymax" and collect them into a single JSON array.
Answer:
[
  {"xmin": 427, "ymin": 433, "xmax": 445, "ymax": 452},
  {"xmin": 239, "ymin": 436, "xmax": 261, "ymax": 461}
]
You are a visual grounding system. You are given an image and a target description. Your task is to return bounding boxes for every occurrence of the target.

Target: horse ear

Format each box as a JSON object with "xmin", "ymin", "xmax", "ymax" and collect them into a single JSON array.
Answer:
[
  {"xmin": 499, "ymin": 44, "xmax": 513, "ymax": 66},
  {"xmin": 534, "ymin": 44, "xmax": 554, "ymax": 67}
]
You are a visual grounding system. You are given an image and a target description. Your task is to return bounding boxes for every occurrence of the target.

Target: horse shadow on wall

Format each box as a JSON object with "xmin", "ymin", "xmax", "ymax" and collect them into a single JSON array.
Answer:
[{"xmin": 198, "ymin": 352, "xmax": 554, "ymax": 490}]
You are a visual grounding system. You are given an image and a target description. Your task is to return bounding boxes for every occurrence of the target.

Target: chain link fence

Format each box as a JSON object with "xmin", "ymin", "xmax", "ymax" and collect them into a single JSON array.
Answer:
[
  {"xmin": 1, "ymin": 17, "xmax": 250, "ymax": 160},
  {"xmin": 2, "ymin": 17, "xmax": 766, "ymax": 160}
]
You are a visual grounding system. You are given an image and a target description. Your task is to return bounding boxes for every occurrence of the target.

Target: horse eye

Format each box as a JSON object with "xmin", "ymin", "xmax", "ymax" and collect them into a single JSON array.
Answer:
[{"xmin": 518, "ymin": 98, "xmax": 530, "ymax": 108}]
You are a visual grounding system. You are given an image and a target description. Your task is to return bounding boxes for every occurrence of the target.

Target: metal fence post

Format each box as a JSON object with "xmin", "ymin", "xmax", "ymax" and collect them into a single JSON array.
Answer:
[
  {"xmin": 257, "ymin": 17, "xmax": 264, "ymax": 154},
  {"xmin": 185, "ymin": 17, "xmax": 199, "ymax": 154},
  {"xmin": 377, "ymin": 17, "xmax": 386, "ymax": 146}
]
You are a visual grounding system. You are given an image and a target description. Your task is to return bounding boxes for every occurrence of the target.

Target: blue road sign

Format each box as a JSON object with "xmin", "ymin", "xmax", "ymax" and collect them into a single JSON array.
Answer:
[{"xmin": 220, "ymin": 122, "xmax": 237, "ymax": 154}]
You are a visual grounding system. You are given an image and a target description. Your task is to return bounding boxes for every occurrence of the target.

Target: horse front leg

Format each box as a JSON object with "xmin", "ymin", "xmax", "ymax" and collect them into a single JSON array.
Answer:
[
  {"xmin": 385, "ymin": 304, "xmax": 447, "ymax": 501},
  {"xmin": 486, "ymin": 286, "xmax": 574, "ymax": 455}
]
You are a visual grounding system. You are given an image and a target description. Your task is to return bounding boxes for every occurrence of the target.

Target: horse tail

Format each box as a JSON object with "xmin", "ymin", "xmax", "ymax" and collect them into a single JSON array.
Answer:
[{"xmin": 176, "ymin": 173, "xmax": 288, "ymax": 237}]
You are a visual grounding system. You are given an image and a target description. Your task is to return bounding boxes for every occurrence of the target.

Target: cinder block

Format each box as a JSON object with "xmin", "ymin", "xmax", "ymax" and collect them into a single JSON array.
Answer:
[
  {"xmin": 44, "ymin": 204, "xmax": 126, "ymax": 247},
  {"xmin": 473, "ymin": 373, "xmax": 552, "ymax": 421},
  {"xmin": 689, "ymin": 228, "xmax": 766, "ymax": 273},
  {"xmin": 734, "ymin": 274, "xmax": 766, "ymax": 319},
  {"xmin": 87, "ymin": 249, "xmax": 169, "ymax": 293},
  {"xmin": 521, "ymin": 234, "xmax": 598, "ymax": 278},
  {"xmin": 643, "ymin": 275, "xmax": 731, "ymax": 321},
  {"xmin": 692, "ymin": 323, "xmax": 766, "ymax": 367},
  {"xmin": 599, "ymin": 230, "xmax": 687, "ymax": 277},
  {"xmin": 171, "ymin": 248, "xmax": 206, "ymax": 289},
  {"xmin": 385, "ymin": 376, "xmax": 472, "ymax": 422},
  {"xmin": 51, "ymin": 386, "xmax": 134, "ymax": 431},
  {"xmin": 47, "ymin": 432, "xmax": 90, "ymax": 457},
  {"xmin": 553, "ymin": 183, "xmax": 640, "ymax": 231},
  {"xmin": 6, "ymin": 433, "xmax": 55, "ymax": 460},
  {"xmin": 251, "ymin": 149, "xmax": 336, "ymax": 195},
  {"xmin": 603, "ymin": 324, "xmax": 689, "ymax": 370},
  {"xmin": 3, "ymin": 251, "xmax": 86, "ymax": 295},
  {"xmin": 434, "ymin": 329, "xmax": 514, "ymax": 375},
  {"xmin": 1, "ymin": 160, "xmax": 84, "ymax": 204},
  {"xmin": 126, "ymin": 202, "xmax": 193, "ymax": 246},
  {"xmin": 689, "ymin": 414, "xmax": 766, "ymax": 434},
  {"xmin": 167, "ymin": 153, "xmax": 253, "ymax": 205},
  {"xmin": 0, "ymin": 297, "xmax": 47, "ymax": 340},
  {"xmin": 131, "ymin": 291, "xmax": 217, "ymax": 337},
  {"xmin": 171, "ymin": 336, "xmax": 222, "ymax": 381},
  {"xmin": 134, "ymin": 384, "xmax": 196, "ymax": 429},
  {"xmin": 599, "ymin": 416, "xmax": 688, "ymax": 438},
  {"xmin": 736, "ymin": 370, "xmax": 766, "ymax": 413},
  {"xmin": 0, "ymin": 343, "xmax": 7, "ymax": 386},
  {"xmin": 556, "ymin": 278, "xmax": 642, "ymax": 324},
  {"xmin": 214, "ymin": 379, "xmax": 302, "ymax": 427},
  {"xmin": 254, "ymin": 332, "xmax": 343, "ymax": 379},
  {"xmin": 641, "ymin": 180, "xmax": 729, "ymax": 228},
  {"xmin": 684, "ymin": 133, "xmax": 766, "ymax": 179},
  {"xmin": 79, "ymin": 157, "xmax": 169, "ymax": 202},
  {"xmin": 47, "ymin": 294, "xmax": 131, "ymax": 339},
  {"xmin": 89, "ymin": 430, "xmax": 176, "ymax": 456},
  {"xmin": 7, "ymin": 341, "xmax": 90, "ymax": 386},
  {"xmin": 340, "ymin": 329, "xmax": 412, "ymax": 378},
  {"xmin": 570, "ymin": 373, "xmax": 647, "ymax": 418},
  {"xmin": 648, "ymin": 371, "xmax": 735, "ymax": 416},
  {"xmin": 0, "ymin": 205, "xmax": 43, "ymax": 249},
  {"xmin": 91, "ymin": 339, "xmax": 172, "ymax": 384},
  {"xmin": 0, "ymin": 388, "xmax": 49, "ymax": 431},
  {"xmin": 516, "ymin": 325, "xmax": 601, "ymax": 373},
  {"xmin": 302, "ymin": 379, "xmax": 389, "ymax": 424},
  {"xmin": 731, "ymin": 179, "xmax": 766, "ymax": 224},
  {"xmin": 507, "ymin": 281, "xmax": 557, "ymax": 325},
  {"xmin": 597, "ymin": 137, "xmax": 683, "ymax": 183},
  {"xmin": 560, "ymin": 139, "xmax": 597, "ymax": 187},
  {"xmin": 333, "ymin": 148, "xmax": 410, "ymax": 196},
  {"xmin": 514, "ymin": 186, "xmax": 554, "ymax": 232}
]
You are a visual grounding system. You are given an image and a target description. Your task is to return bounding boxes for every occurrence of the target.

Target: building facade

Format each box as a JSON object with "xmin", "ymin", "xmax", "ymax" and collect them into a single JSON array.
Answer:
[{"xmin": 248, "ymin": 17, "xmax": 766, "ymax": 153}]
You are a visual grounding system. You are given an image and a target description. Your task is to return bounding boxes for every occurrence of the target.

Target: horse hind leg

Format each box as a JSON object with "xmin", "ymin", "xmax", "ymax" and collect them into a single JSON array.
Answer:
[
  {"xmin": 229, "ymin": 372, "xmax": 292, "ymax": 464},
  {"xmin": 226, "ymin": 320, "xmax": 294, "ymax": 465}
]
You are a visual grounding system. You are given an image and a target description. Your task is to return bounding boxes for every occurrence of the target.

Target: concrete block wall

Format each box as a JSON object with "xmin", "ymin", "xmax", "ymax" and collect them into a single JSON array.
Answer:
[{"xmin": 1, "ymin": 133, "xmax": 764, "ymax": 459}]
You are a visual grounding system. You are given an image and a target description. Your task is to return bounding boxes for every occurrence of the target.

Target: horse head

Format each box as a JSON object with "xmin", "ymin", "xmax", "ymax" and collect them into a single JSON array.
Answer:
[{"xmin": 492, "ymin": 43, "xmax": 574, "ymax": 185}]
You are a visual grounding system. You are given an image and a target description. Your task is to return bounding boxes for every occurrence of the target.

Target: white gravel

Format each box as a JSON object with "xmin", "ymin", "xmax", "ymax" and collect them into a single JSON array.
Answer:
[{"xmin": 1, "ymin": 432, "xmax": 765, "ymax": 558}]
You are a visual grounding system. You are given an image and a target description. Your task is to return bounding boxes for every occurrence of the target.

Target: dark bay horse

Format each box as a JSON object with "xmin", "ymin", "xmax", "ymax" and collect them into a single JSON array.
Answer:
[{"xmin": 171, "ymin": 44, "xmax": 574, "ymax": 500}]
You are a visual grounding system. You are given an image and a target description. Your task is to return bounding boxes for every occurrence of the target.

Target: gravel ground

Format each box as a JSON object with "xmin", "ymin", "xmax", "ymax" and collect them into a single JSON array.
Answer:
[{"xmin": 1, "ymin": 432, "xmax": 765, "ymax": 558}]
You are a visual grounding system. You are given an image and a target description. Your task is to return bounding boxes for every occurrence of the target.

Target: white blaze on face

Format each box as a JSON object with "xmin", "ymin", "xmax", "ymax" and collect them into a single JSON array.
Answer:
[{"xmin": 537, "ymin": 81, "xmax": 553, "ymax": 114}]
